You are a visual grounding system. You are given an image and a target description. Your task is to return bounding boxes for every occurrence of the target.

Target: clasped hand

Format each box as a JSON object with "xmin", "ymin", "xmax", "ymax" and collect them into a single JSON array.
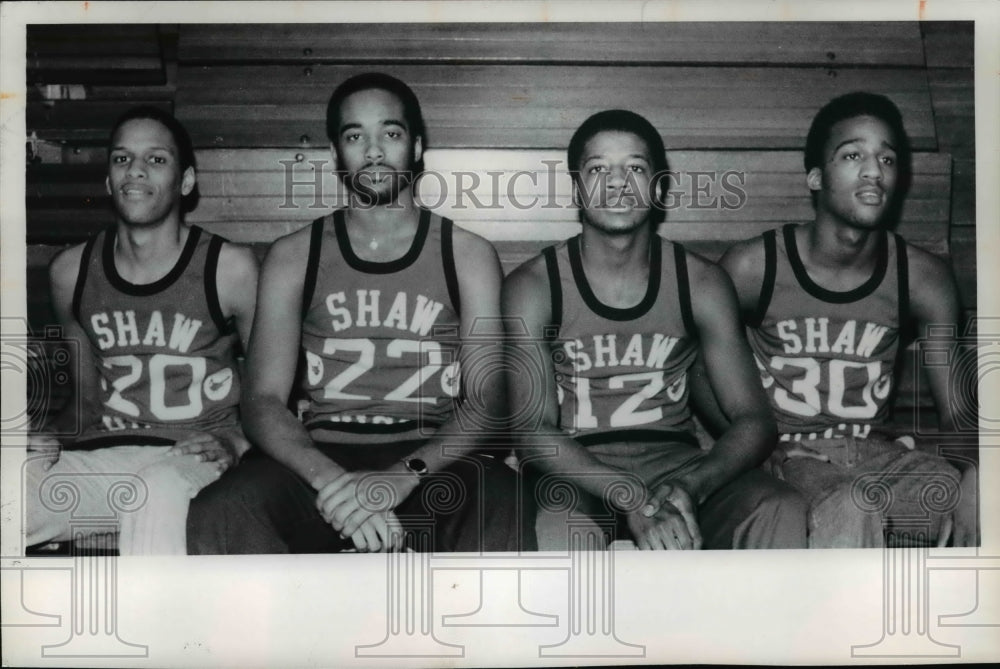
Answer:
[
  {"xmin": 315, "ymin": 470, "xmax": 416, "ymax": 552},
  {"xmin": 167, "ymin": 430, "xmax": 245, "ymax": 472},
  {"xmin": 626, "ymin": 480, "xmax": 702, "ymax": 550}
]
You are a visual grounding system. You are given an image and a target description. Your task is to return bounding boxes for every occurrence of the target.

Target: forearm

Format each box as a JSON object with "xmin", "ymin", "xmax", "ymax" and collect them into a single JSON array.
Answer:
[
  {"xmin": 674, "ymin": 415, "xmax": 776, "ymax": 505},
  {"xmin": 516, "ymin": 430, "xmax": 644, "ymax": 510},
  {"xmin": 242, "ymin": 397, "xmax": 346, "ymax": 488}
]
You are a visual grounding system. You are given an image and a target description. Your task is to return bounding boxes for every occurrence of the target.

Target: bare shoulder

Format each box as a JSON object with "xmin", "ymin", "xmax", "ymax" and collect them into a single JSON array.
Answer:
[
  {"xmin": 501, "ymin": 250, "xmax": 554, "ymax": 332},
  {"xmin": 48, "ymin": 241, "xmax": 89, "ymax": 299},
  {"xmin": 683, "ymin": 247, "xmax": 731, "ymax": 292},
  {"xmin": 718, "ymin": 234, "xmax": 766, "ymax": 285},
  {"xmin": 901, "ymin": 238, "xmax": 961, "ymax": 320},
  {"xmin": 216, "ymin": 240, "xmax": 260, "ymax": 282},
  {"xmin": 49, "ymin": 241, "xmax": 87, "ymax": 282},
  {"xmin": 503, "ymin": 251, "xmax": 549, "ymax": 297},
  {"xmin": 904, "ymin": 240, "xmax": 954, "ymax": 286},
  {"xmin": 262, "ymin": 222, "xmax": 315, "ymax": 274},
  {"xmin": 451, "ymin": 223, "xmax": 500, "ymax": 270},
  {"xmin": 680, "ymin": 247, "xmax": 743, "ymax": 335}
]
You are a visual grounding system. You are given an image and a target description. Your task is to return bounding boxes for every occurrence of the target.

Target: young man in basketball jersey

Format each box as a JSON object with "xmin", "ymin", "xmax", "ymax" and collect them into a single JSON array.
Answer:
[
  {"xmin": 26, "ymin": 106, "xmax": 259, "ymax": 555},
  {"xmin": 718, "ymin": 92, "xmax": 976, "ymax": 547},
  {"xmin": 502, "ymin": 110, "xmax": 807, "ymax": 550},
  {"xmin": 188, "ymin": 73, "xmax": 522, "ymax": 553}
]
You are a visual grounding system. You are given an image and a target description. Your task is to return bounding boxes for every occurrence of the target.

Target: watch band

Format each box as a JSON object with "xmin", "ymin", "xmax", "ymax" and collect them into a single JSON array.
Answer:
[{"xmin": 402, "ymin": 456, "xmax": 429, "ymax": 479}]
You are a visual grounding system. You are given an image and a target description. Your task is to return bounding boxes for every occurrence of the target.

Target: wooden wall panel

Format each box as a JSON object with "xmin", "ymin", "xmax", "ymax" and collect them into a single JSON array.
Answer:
[
  {"xmin": 175, "ymin": 64, "xmax": 936, "ymax": 150},
  {"xmin": 178, "ymin": 23, "xmax": 925, "ymax": 66},
  {"xmin": 28, "ymin": 25, "xmax": 167, "ymax": 85},
  {"xmin": 921, "ymin": 21, "xmax": 975, "ymax": 311}
]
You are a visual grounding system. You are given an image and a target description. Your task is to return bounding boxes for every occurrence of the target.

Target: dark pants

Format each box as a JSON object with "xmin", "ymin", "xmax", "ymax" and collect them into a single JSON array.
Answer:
[
  {"xmin": 530, "ymin": 437, "xmax": 808, "ymax": 550},
  {"xmin": 187, "ymin": 441, "xmax": 535, "ymax": 554}
]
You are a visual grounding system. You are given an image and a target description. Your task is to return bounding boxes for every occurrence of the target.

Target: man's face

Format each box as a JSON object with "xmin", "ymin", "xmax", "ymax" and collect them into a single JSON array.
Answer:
[
  {"xmin": 808, "ymin": 114, "xmax": 899, "ymax": 230},
  {"xmin": 575, "ymin": 130, "xmax": 658, "ymax": 235},
  {"xmin": 332, "ymin": 88, "xmax": 422, "ymax": 206},
  {"xmin": 106, "ymin": 118, "xmax": 194, "ymax": 228}
]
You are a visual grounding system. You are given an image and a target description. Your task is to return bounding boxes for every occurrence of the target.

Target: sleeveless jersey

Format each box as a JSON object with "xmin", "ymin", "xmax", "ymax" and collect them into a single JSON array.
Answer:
[
  {"xmin": 546, "ymin": 235, "xmax": 699, "ymax": 445},
  {"xmin": 747, "ymin": 224, "xmax": 908, "ymax": 441},
  {"xmin": 299, "ymin": 208, "xmax": 462, "ymax": 444},
  {"xmin": 72, "ymin": 225, "xmax": 242, "ymax": 446}
]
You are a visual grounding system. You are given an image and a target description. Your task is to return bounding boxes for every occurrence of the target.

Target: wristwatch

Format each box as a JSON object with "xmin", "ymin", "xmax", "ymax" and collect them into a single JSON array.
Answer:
[{"xmin": 402, "ymin": 456, "xmax": 429, "ymax": 480}]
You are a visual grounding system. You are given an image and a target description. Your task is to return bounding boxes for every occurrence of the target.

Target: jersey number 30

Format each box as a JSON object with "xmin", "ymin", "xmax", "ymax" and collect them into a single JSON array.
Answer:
[{"xmin": 766, "ymin": 356, "xmax": 891, "ymax": 419}]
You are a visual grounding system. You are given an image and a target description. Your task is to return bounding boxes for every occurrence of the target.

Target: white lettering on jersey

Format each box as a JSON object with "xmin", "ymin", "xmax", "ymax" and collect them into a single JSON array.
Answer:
[
  {"xmin": 167, "ymin": 314, "xmax": 203, "ymax": 353},
  {"xmin": 409, "ymin": 295, "xmax": 444, "ymax": 335},
  {"xmin": 830, "ymin": 319, "xmax": 856, "ymax": 355},
  {"xmin": 593, "ymin": 334, "xmax": 619, "ymax": 368},
  {"xmin": 564, "ymin": 339, "xmax": 591, "ymax": 372},
  {"xmin": 323, "ymin": 291, "xmax": 444, "ymax": 335},
  {"xmin": 776, "ymin": 318, "xmax": 889, "ymax": 359},
  {"xmin": 619, "ymin": 333, "xmax": 645, "ymax": 367},
  {"xmin": 91, "ymin": 313, "xmax": 115, "ymax": 350},
  {"xmin": 91, "ymin": 310, "xmax": 202, "ymax": 353},
  {"xmin": 356, "ymin": 289, "xmax": 381, "ymax": 327},
  {"xmin": 777, "ymin": 320, "xmax": 802, "ymax": 354},
  {"xmin": 383, "ymin": 292, "xmax": 408, "ymax": 330},
  {"xmin": 142, "ymin": 310, "xmax": 167, "ymax": 347},
  {"xmin": 113, "ymin": 310, "xmax": 140, "ymax": 347},
  {"xmin": 856, "ymin": 322, "xmax": 889, "ymax": 358},
  {"xmin": 326, "ymin": 292, "xmax": 352, "ymax": 332},
  {"xmin": 804, "ymin": 317, "xmax": 830, "ymax": 354},
  {"xmin": 564, "ymin": 333, "xmax": 681, "ymax": 373},
  {"xmin": 644, "ymin": 333, "xmax": 679, "ymax": 369}
]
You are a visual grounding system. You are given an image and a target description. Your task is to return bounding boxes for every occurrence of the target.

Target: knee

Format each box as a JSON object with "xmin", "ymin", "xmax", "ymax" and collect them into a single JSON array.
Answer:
[
  {"xmin": 135, "ymin": 460, "xmax": 214, "ymax": 502},
  {"xmin": 758, "ymin": 479, "xmax": 810, "ymax": 524}
]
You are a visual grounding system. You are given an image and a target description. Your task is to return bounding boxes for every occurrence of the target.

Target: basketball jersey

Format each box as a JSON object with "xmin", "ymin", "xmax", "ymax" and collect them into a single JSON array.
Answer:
[
  {"xmin": 747, "ymin": 224, "xmax": 908, "ymax": 441},
  {"xmin": 546, "ymin": 235, "xmax": 699, "ymax": 445},
  {"xmin": 72, "ymin": 225, "xmax": 242, "ymax": 446},
  {"xmin": 299, "ymin": 208, "xmax": 462, "ymax": 444}
]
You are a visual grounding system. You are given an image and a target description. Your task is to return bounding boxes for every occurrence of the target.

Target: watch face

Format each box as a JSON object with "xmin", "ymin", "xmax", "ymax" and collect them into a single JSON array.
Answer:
[{"xmin": 406, "ymin": 458, "xmax": 428, "ymax": 475}]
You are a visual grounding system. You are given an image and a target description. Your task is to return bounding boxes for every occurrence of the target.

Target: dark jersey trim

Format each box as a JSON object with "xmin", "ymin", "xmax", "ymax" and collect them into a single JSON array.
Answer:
[
  {"xmin": 103, "ymin": 225, "xmax": 202, "ymax": 296},
  {"xmin": 441, "ymin": 217, "xmax": 461, "ymax": 316},
  {"xmin": 576, "ymin": 428, "xmax": 699, "ymax": 449},
  {"xmin": 300, "ymin": 216, "xmax": 326, "ymax": 320},
  {"xmin": 674, "ymin": 243, "xmax": 696, "ymax": 337},
  {"xmin": 750, "ymin": 229, "xmax": 778, "ymax": 328},
  {"xmin": 66, "ymin": 434, "xmax": 177, "ymax": 450},
  {"xmin": 894, "ymin": 233, "xmax": 910, "ymax": 330},
  {"xmin": 334, "ymin": 207, "xmax": 431, "ymax": 274},
  {"xmin": 542, "ymin": 245, "xmax": 562, "ymax": 340},
  {"xmin": 568, "ymin": 234, "xmax": 661, "ymax": 322},
  {"xmin": 204, "ymin": 233, "xmax": 233, "ymax": 335},
  {"xmin": 783, "ymin": 223, "xmax": 888, "ymax": 304},
  {"xmin": 305, "ymin": 419, "xmax": 442, "ymax": 435},
  {"xmin": 71, "ymin": 233, "xmax": 100, "ymax": 325}
]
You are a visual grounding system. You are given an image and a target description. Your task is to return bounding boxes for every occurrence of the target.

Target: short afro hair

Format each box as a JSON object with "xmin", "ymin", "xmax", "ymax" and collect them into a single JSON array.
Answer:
[
  {"xmin": 326, "ymin": 72, "xmax": 426, "ymax": 175},
  {"xmin": 567, "ymin": 109, "xmax": 669, "ymax": 224},
  {"xmin": 109, "ymin": 105, "xmax": 199, "ymax": 212},
  {"xmin": 804, "ymin": 91, "xmax": 910, "ymax": 177},
  {"xmin": 567, "ymin": 109, "xmax": 667, "ymax": 176},
  {"xmin": 109, "ymin": 105, "xmax": 196, "ymax": 173}
]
